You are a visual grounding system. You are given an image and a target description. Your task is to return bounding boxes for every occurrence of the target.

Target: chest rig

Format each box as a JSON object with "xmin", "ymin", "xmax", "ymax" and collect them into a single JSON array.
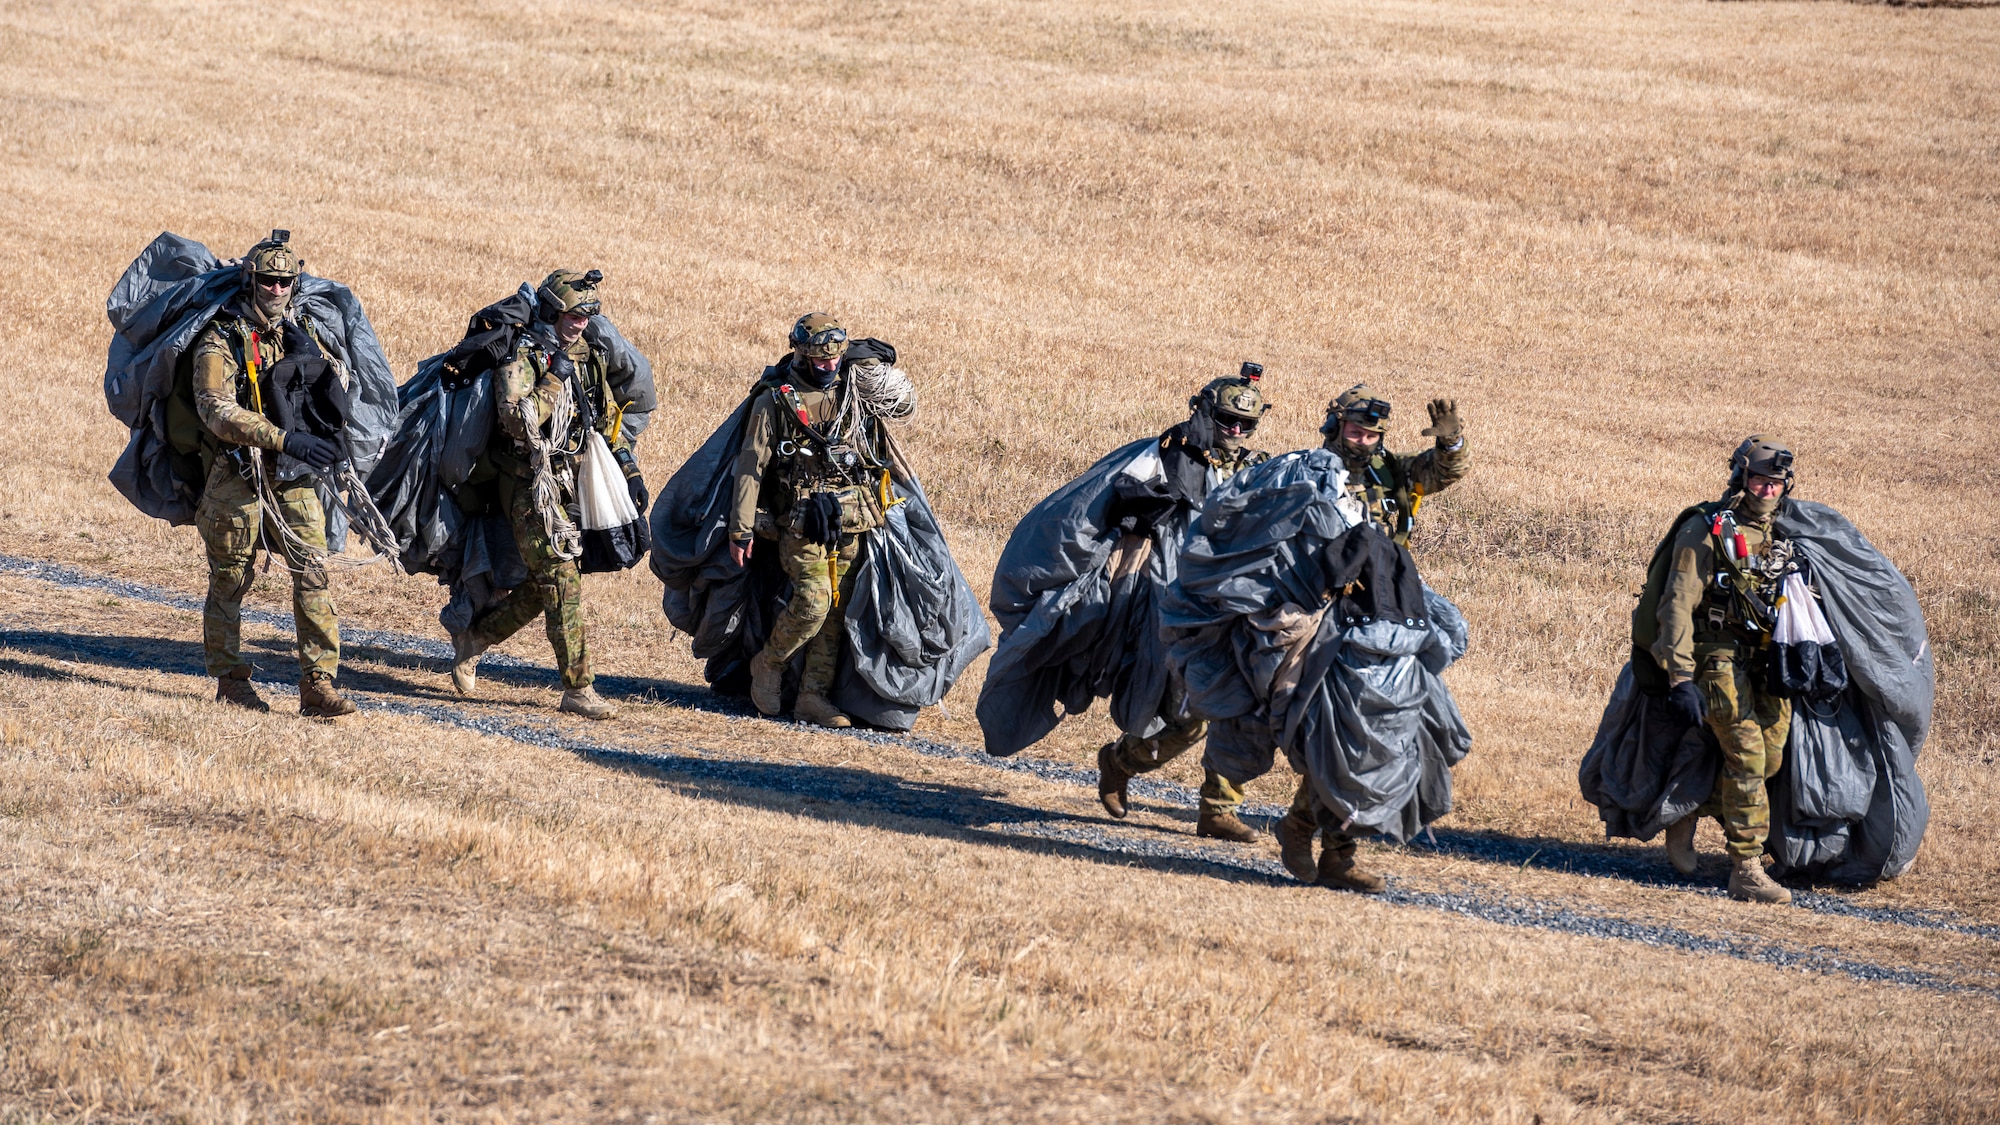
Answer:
[
  {"xmin": 521, "ymin": 337, "xmax": 609, "ymax": 461},
  {"xmin": 1698, "ymin": 510, "xmax": 1798, "ymax": 645},
  {"xmin": 1346, "ymin": 454, "xmax": 1421, "ymax": 547},
  {"xmin": 767, "ymin": 381, "xmax": 894, "ymax": 534}
]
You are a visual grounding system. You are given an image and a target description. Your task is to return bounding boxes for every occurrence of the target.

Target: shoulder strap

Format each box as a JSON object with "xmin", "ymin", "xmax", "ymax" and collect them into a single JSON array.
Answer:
[{"xmin": 771, "ymin": 383, "xmax": 833, "ymax": 445}]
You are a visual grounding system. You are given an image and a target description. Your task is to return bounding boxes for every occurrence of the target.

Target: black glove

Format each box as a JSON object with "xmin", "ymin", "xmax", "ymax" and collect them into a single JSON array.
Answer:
[
  {"xmin": 1421, "ymin": 398, "xmax": 1462, "ymax": 445},
  {"xmin": 616, "ymin": 449, "xmax": 648, "ymax": 513},
  {"xmin": 283, "ymin": 431, "xmax": 342, "ymax": 471},
  {"xmin": 1668, "ymin": 679, "xmax": 1707, "ymax": 727}
]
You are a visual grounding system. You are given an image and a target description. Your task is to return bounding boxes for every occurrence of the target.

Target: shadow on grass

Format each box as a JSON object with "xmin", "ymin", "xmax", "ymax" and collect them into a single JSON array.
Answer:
[{"xmin": 0, "ymin": 629, "xmax": 1290, "ymax": 890}]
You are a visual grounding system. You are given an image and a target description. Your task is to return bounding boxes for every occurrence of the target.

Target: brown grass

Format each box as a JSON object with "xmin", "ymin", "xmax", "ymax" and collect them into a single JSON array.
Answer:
[{"xmin": 2, "ymin": 0, "xmax": 1998, "ymax": 1119}]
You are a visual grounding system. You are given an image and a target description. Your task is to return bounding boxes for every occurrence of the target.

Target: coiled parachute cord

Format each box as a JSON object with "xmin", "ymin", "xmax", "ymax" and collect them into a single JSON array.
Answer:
[
  {"xmin": 248, "ymin": 450, "xmax": 405, "ymax": 576},
  {"xmin": 522, "ymin": 379, "xmax": 584, "ymax": 563},
  {"xmin": 847, "ymin": 359, "xmax": 916, "ymax": 422}
]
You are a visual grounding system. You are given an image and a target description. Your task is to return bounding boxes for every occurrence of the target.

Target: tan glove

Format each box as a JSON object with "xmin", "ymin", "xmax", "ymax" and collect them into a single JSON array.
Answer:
[{"xmin": 1421, "ymin": 398, "xmax": 1462, "ymax": 445}]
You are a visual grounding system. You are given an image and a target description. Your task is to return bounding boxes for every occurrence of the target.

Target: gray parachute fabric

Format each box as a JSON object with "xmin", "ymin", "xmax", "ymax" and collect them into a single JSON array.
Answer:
[
  {"xmin": 103, "ymin": 232, "xmax": 398, "ymax": 550},
  {"xmin": 976, "ymin": 437, "xmax": 1182, "ymax": 756},
  {"xmin": 1162, "ymin": 450, "xmax": 1473, "ymax": 842},
  {"xmin": 362, "ymin": 285, "xmax": 658, "ymax": 631},
  {"xmin": 648, "ymin": 389, "xmax": 989, "ymax": 731},
  {"xmin": 1577, "ymin": 499, "xmax": 1930, "ymax": 882}
]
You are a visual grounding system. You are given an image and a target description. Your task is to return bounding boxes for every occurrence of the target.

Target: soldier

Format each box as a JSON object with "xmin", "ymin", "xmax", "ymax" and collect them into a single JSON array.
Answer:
[
  {"xmin": 187, "ymin": 230, "xmax": 356, "ymax": 718},
  {"xmin": 1654, "ymin": 438, "xmax": 1798, "ymax": 905},
  {"xmin": 1090, "ymin": 373, "xmax": 1273, "ymax": 842},
  {"xmin": 1262, "ymin": 385, "xmax": 1472, "ymax": 892},
  {"xmin": 729, "ymin": 313, "xmax": 902, "ymax": 729},
  {"xmin": 446, "ymin": 270, "xmax": 639, "ymax": 720},
  {"xmin": 1320, "ymin": 384, "xmax": 1468, "ymax": 548}
]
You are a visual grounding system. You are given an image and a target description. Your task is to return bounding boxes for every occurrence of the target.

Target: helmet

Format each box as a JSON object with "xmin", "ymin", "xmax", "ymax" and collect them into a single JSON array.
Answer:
[
  {"xmin": 1728, "ymin": 435, "xmax": 1795, "ymax": 493},
  {"xmin": 789, "ymin": 312, "xmax": 849, "ymax": 362},
  {"xmin": 240, "ymin": 229, "xmax": 302, "ymax": 284},
  {"xmin": 537, "ymin": 269, "xmax": 604, "ymax": 322},
  {"xmin": 1320, "ymin": 383, "xmax": 1392, "ymax": 436},
  {"xmin": 1190, "ymin": 376, "xmax": 1269, "ymax": 433}
]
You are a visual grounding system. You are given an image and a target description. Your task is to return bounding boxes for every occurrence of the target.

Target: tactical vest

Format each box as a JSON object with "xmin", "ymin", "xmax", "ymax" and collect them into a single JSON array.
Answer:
[
  {"xmin": 760, "ymin": 377, "xmax": 891, "ymax": 534},
  {"xmin": 1346, "ymin": 453, "xmax": 1421, "ymax": 547},
  {"xmin": 493, "ymin": 338, "xmax": 610, "ymax": 472},
  {"xmin": 1694, "ymin": 512, "xmax": 1796, "ymax": 648},
  {"xmin": 1629, "ymin": 501, "xmax": 1795, "ymax": 693}
]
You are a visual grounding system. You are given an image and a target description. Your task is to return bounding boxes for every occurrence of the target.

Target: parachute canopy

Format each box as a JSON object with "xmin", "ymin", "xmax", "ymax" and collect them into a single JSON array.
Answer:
[{"xmin": 1578, "ymin": 499, "xmax": 1930, "ymax": 883}]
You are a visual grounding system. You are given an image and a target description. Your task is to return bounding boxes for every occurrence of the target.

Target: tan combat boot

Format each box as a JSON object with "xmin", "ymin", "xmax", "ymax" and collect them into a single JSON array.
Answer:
[
  {"xmin": 1096, "ymin": 742, "xmax": 1130, "ymax": 819},
  {"xmin": 214, "ymin": 666, "xmax": 270, "ymax": 713},
  {"xmin": 794, "ymin": 692, "xmax": 852, "ymax": 729},
  {"xmin": 449, "ymin": 628, "xmax": 488, "ymax": 696},
  {"xmin": 1664, "ymin": 814, "xmax": 1700, "ymax": 876},
  {"xmin": 749, "ymin": 650, "xmax": 785, "ymax": 717},
  {"xmin": 1728, "ymin": 855, "xmax": 1791, "ymax": 904},
  {"xmin": 299, "ymin": 672, "xmax": 358, "ymax": 719},
  {"xmin": 559, "ymin": 685, "xmax": 618, "ymax": 720},
  {"xmin": 1316, "ymin": 836, "xmax": 1386, "ymax": 894},
  {"xmin": 1196, "ymin": 810, "xmax": 1258, "ymax": 843},
  {"xmin": 1274, "ymin": 809, "xmax": 1318, "ymax": 883}
]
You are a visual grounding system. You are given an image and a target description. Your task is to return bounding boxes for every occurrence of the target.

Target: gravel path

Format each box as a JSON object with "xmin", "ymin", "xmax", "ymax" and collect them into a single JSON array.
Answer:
[{"xmin": 4, "ymin": 551, "xmax": 1993, "ymax": 993}]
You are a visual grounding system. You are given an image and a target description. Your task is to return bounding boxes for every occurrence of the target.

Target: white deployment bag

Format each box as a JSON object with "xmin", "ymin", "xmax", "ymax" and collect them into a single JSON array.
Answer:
[{"xmin": 575, "ymin": 429, "xmax": 648, "ymax": 572}]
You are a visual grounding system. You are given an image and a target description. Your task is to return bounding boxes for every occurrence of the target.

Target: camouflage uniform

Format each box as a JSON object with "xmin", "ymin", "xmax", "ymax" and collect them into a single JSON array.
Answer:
[
  {"xmin": 464, "ymin": 329, "xmax": 629, "ymax": 690},
  {"xmin": 1654, "ymin": 505, "xmax": 1793, "ymax": 859},
  {"xmin": 186, "ymin": 298, "xmax": 340, "ymax": 681},
  {"xmin": 730, "ymin": 343, "xmax": 892, "ymax": 715}
]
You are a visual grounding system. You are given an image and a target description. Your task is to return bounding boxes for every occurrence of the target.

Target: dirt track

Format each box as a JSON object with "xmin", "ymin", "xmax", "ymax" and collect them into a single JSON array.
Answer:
[{"xmin": 7, "ymin": 551, "xmax": 1992, "ymax": 999}]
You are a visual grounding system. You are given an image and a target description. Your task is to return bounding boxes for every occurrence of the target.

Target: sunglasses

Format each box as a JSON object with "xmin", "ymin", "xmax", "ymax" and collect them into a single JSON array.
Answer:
[
  {"xmin": 253, "ymin": 273, "xmax": 296, "ymax": 290},
  {"xmin": 1213, "ymin": 412, "xmax": 1259, "ymax": 435}
]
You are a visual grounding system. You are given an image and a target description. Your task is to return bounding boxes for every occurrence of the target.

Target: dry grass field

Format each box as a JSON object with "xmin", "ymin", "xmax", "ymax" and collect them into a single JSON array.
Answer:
[{"xmin": 3, "ymin": 0, "xmax": 1999, "ymax": 1121}]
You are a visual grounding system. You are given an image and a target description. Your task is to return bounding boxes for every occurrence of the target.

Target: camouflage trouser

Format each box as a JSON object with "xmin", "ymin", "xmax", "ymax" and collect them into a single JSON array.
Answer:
[
  {"xmin": 468, "ymin": 474, "xmax": 591, "ymax": 689},
  {"xmin": 195, "ymin": 453, "xmax": 339, "ymax": 679},
  {"xmin": 764, "ymin": 530, "xmax": 862, "ymax": 698},
  {"xmin": 1107, "ymin": 681, "xmax": 1243, "ymax": 818},
  {"xmin": 1692, "ymin": 643, "xmax": 1792, "ymax": 858},
  {"xmin": 1288, "ymin": 778, "xmax": 1357, "ymax": 850}
]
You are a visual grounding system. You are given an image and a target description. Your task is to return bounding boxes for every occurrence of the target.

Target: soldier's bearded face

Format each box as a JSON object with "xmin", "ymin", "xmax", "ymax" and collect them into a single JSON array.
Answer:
[
  {"xmin": 809, "ymin": 355, "xmax": 840, "ymax": 374},
  {"xmin": 1340, "ymin": 422, "xmax": 1383, "ymax": 450},
  {"xmin": 252, "ymin": 274, "xmax": 292, "ymax": 319},
  {"xmin": 1745, "ymin": 474, "xmax": 1784, "ymax": 499},
  {"xmin": 555, "ymin": 311, "xmax": 590, "ymax": 345}
]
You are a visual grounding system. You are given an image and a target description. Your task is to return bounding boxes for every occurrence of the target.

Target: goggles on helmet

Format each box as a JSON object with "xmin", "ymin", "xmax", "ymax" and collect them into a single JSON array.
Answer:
[
  {"xmin": 799, "ymin": 325, "xmax": 849, "ymax": 360},
  {"xmin": 1344, "ymin": 397, "xmax": 1391, "ymax": 425}
]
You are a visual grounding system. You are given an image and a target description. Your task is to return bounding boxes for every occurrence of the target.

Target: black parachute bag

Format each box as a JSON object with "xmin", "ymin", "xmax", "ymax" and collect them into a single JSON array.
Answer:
[
  {"xmin": 439, "ymin": 290, "xmax": 536, "ymax": 391},
  {"xmin": 264, "ymin": 320, "xmax": 354, "ymax": 444},
  {"xmin": 1763, "ymin": 558, "xmax": 1850, "ymax": 703}
]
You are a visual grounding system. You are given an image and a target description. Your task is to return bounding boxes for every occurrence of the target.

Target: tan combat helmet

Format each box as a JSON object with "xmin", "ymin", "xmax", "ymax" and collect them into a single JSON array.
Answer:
[
  {"xmin": 1191, "ymin": 369, "xmax": 1270, "ymax": 432},
  {"xmin": 789, "ymin": 312, "xmax": 849, "ymax": 363},
  {"xmin": 1729, "ymin": 434, "xmax": 1795, "ymax": 494},
  {"xmin": 537, "ymin": 269, "xmax": 604, "ymax": 322},
  {"xmin": 241, "ymin": 229, "xmax": 302, "ymax": 283},
  {"xmin": 1321, "ymin": 383, "xmax": 1392, "ymax": 437}
]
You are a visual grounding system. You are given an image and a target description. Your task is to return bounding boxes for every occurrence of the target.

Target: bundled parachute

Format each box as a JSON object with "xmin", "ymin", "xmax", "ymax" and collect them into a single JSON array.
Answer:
[
  {"xmin": 364, "ymin": 284, "xmax": 658, "ymax": 631},
  {"xmin": 1578, "ymin": 500, "xmax": 1930, "ymax": 882},
  {"xmin": 648, "ymin": 357, "xmax": 989, "ymax": 732},
  {"xmin": 1161, "ymin": 450, "xmax": 1473, "ymax": 841},
  {"xmin": 103, "ymin": 232, "xmax": 397, "ymax": 550},
  {"xmin": 976, "ymin": 436, "xmax": 1195, "ymax": 756}
]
